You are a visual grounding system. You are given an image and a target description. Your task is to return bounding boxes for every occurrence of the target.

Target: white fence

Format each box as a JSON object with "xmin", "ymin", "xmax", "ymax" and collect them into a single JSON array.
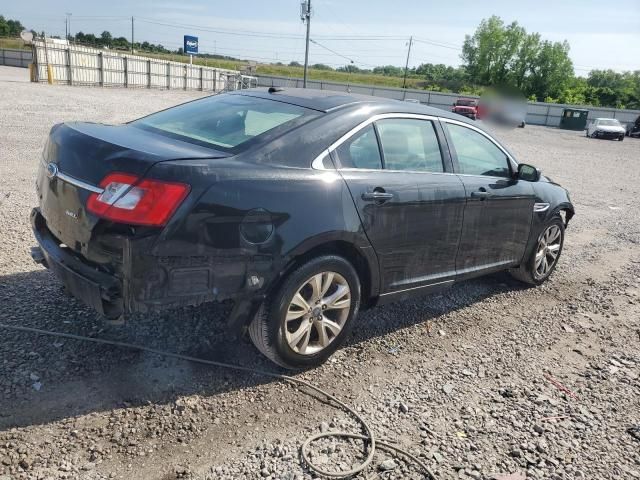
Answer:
[
  {"xmin": 255, "ymin": 74, "xmax": 640, "ymax": 127},
  {"xmin": 0, "ymin": 48, "xmax": 32, "ymax": 68},
  {"xmin": 32, "ymin": 40, "xmax": 256, "ymax": 92}
]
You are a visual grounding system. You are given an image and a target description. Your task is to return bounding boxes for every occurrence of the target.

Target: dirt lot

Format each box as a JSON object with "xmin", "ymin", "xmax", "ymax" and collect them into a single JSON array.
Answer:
[{"xmin": 0, "ymin": 66, "xmax": 639, "ymax": 480}]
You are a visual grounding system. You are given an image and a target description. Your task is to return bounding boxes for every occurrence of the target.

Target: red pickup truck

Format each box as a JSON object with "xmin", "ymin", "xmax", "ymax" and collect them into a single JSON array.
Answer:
[{"xmin": 452, "ymin": 98, "xmax": 481, "ymax": 120}]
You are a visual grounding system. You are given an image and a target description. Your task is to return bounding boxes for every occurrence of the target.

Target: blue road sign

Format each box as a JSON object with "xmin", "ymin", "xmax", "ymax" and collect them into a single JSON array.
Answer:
[{"xmin": 184, "ymin": 35, "xmax": 198, "ymax": 55}]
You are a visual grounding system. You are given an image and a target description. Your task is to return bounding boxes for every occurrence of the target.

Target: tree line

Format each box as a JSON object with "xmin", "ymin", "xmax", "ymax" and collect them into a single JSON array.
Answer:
[
  {"xmin": 276, "ymin": 16, "xmax": 639, "ymax": 109},
  {"xmin": 460, "ymin": 16, "xmax": 639, "ymax": 109},
  {"xmin": 2, "ymin": 13, "xmax": 638, "ymax": 109},
  {"xmin": 0, "ymin": 15, "xmax": 25, "ymax": 37}
]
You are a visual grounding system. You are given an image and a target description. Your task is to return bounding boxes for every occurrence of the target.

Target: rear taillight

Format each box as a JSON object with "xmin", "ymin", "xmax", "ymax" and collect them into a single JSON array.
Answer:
[{"xmin": 87, "ymin": 173, "xmax": 190, "ymax": 227}]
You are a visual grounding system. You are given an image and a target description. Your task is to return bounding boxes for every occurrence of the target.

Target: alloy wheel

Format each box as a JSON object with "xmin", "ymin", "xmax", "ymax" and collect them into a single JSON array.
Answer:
[
  {"xmin": 284, "ymin": 272, "xmax": 351, "ymax": 355},
  {"xmin": 534, "ymin": 224, "xmax": 562, "ymax": 279}
]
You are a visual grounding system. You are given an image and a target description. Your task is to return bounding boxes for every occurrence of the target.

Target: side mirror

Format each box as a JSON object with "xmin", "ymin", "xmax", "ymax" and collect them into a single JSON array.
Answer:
[{"xmin": 517, "ymin": 163, "xmax": 541, "ymax": 182}]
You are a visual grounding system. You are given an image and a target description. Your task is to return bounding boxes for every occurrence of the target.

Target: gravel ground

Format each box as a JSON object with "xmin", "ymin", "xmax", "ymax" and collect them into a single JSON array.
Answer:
[{"xmin": 1, "ymin": 66, "xmax": 639, "ymax": 480}]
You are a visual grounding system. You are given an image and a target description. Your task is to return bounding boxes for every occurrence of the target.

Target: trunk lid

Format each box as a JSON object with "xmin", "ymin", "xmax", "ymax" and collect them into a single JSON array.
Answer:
[{"xmin": 37, "ymin": 122, "xmax": 229, "ymax": 257}]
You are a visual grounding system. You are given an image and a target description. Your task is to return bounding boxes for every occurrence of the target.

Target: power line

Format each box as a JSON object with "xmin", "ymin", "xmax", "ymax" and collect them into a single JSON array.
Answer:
[
  {"xmin": 310, "ymin": 39, "xmax": 354, "ymax": 64},
  {"xmin": 137, "ymin": 17, "xmax": 411, "ymax": 41},
  {"xmin": 413, "ymin": 37, "xmax": 462, "ymax": 51},
  {"xmin": 136, "ymin": 17, "xmax": 304, "ymax": 39}
]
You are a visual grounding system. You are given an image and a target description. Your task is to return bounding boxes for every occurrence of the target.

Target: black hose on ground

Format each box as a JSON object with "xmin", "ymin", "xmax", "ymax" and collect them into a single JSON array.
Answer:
[{"xmin": 0, "ymin": 323, "xmax": 436, "ymax": 479}]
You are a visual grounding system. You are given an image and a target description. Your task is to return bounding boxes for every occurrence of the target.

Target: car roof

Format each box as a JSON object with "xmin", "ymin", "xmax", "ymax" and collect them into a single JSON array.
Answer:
[
  {"xmin": 595, "ymin": 117, "xmax": 619, "ymax": 121},
  {"xmin": 231, "ymin": 87, "xmax": 464, "ymax": 121}
]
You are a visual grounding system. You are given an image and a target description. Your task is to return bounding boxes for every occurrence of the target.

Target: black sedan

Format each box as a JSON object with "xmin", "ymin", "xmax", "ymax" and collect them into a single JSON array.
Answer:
[{"xmin": 31, "ymin": 88, "xmax": 574, "ymax": 368}]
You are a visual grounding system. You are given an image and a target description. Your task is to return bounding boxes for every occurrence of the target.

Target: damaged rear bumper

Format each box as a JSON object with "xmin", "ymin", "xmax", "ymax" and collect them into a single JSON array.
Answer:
[
  {"xmin": 30, "ymin": 208, "xmax": 271, "ymax": 327},
  {"xmin": 31, "ymin": 208, "xmax": 123, "ymax": 318}
]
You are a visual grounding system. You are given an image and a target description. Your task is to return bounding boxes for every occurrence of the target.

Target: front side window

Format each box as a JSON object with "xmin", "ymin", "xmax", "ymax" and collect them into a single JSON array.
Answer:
[
  {"xmin": 333, "ymin": 125, "xmax": 383, "ymax": 169},
  {"xmin": 375, "ymin": 118, "xmax": 444, "ymax": 172},
  {"xmin": 446, "ymin": 123, "xmax": 510, "ymax": 178},
  {"xmin": 133, "ymin": 94, "xmax": 317, "ymax": 151}
]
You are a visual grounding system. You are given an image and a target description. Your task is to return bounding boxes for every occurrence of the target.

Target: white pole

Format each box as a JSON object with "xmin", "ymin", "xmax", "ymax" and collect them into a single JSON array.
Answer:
[{"xmin": 190, "ymin": 54, "xmax": 193, "ymax": 65}]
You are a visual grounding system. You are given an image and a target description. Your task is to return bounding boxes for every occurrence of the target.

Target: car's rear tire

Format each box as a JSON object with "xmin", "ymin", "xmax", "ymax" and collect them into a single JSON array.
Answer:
[
  {"xmin": 248, "ymin": 255, "xmax": 361, "ymax": 369},
  {"xmin": 510, "ymin": 216, "xmax": 565, "ymax": 286}
]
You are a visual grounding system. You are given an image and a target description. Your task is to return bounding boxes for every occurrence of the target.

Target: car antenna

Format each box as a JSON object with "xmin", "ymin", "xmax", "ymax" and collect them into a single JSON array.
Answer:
[{"xmin": 268, "ymin": 86, "xmax": 284, "ymax": 93}]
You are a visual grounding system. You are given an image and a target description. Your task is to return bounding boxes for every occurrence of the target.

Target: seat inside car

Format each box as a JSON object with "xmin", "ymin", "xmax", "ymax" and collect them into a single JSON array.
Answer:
[{"xmin": 382, "ymin": 129, "xmax": 411, "ymax": 170}]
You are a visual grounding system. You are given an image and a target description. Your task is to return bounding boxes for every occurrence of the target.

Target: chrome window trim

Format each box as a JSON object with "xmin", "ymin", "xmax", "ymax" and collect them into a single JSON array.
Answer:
[
  {"xmin": 311, "ymin": 149, "xmax": 333, "ymax": 170},
  {"xmin": 311, "ymin": 113, "xmax": 519, "ymax": 174},
  {"xmin": 440, "ymin": 117, "xmax": 519, "ymax": 169},
  {"xmin": 311, "ymin": 113, "xmax": 440, "ymax": 171}
]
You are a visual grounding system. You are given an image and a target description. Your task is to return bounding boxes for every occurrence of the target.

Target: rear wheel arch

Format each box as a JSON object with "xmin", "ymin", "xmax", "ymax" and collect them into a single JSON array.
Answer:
[{"xmin": 276, "ymin": 240, "xmax": 376, "ymax": 307}]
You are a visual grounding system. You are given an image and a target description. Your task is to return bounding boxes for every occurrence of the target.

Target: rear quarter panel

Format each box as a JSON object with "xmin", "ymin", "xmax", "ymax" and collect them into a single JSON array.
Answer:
[{"xmin": 145, "ymin": 159, "xmax": 373, "ymax": 297}]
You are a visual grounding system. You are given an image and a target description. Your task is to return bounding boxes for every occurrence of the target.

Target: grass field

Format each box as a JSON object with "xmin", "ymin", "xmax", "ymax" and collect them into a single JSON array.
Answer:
[
  {"xmin": 0, "ymin": 38, "xmax": 30, "ymax": 50},
  {"xmin": 0, "ymin": 37, "xmax": 424, "ymax": 89}
]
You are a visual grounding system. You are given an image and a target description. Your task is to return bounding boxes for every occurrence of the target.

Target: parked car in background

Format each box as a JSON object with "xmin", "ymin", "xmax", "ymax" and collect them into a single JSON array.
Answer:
[
  {"xmin": 452, "ymin": 98, "xmax": 479, "ymax": 120},
  {"xmin": 30, "ymin": 88, "xmax": 574, "ymax": 369},
  {"xmin": 625, "ymin": 115, "xmax": 640, "ymax": 137},
  {"xmin": 478, "ymin": 94, "xmax": 527, "ymax": 128},
  {"xmin": 586, "ymin": 118, "xmax": 625, "ymax": 140}
]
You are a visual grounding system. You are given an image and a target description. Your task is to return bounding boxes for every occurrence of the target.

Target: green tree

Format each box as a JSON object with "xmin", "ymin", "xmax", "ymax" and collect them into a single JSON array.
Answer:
[
  {"xmin": 100, "ymin": 30, "xmax": 112, "ymax": 46},
  {"xmin": 527, "ymin": 40, "xmax": 573, "ymax": 100},
  {"xmin": 462, "ymin": 15, "xmax": 574, "ymax": 101},
  {"xmin": 415, "ymin": 63, "xmax": 469, "ymax": 92},
  {"xmin": 462, "ymin": 15, "xmax": 525, "ymax": 86},
  {"xmin": 372, "ymin": 65, "xmax": 404, "ymax": 77},
  {"xmin": 0, "ymin": 15, "xmax": 24, "ymax": 37},
  {"xmin": 0, "ymin": 16, "xmax": 9, "ymax": 37},
  {"xmin": 587, "ymin": 70, "xmax": 640, "ymax": 109},
  {"xmin": 509, "ymin": 32, "xmax": 540, "ymax": 90},
  {"xmin": 6, "ymin": 18, "xmax": 24, "ymax": 36},
  {"xmin": 311, "ymin": 63, "xmax": 333, "ymax": 70}
]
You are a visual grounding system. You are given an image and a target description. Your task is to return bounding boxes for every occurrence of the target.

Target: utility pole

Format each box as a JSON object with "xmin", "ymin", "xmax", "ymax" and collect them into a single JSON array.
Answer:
[
  {"xmin": 131, "ymin": 16, "xmax": 134, "ymax": 54},
  {"xmin": 65, "ymin": 13, "xmax": 72, "ymax": 42},
  {"xmin": 301, "ymin": 0, "xmax": 311, "ymax": 88},
  {"xmin": 402, "ymin": 36, "xmax": 413, "ymax": 89}
]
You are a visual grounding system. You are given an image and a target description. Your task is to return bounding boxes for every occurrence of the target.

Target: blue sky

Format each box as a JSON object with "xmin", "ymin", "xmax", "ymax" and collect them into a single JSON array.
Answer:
[{"xmin": 3, "ymin": 0, "xmax": 639, "ymax": 74}]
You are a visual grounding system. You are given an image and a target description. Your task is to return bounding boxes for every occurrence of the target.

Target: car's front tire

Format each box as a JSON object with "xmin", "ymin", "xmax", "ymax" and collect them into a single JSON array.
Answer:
[
  {"xmin": 510, "ymin": 216, "xmax": 565, "ymax": 286},
  {"xmin": 248, "ymin": 255, "xmax": 361, "ymax": 369}
]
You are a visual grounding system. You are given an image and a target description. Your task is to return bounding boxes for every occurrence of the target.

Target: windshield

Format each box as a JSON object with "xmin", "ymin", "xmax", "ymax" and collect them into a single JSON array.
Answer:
[
  {"xmin": 456, "ymin": 100, "xmax": 476, "ymax": 106},
  {"xmin": 133, "ymin": 94, "xmax": 318, "ymax": 151},
  {"xmin": 597, "ymin": 119, "xmax": 621, "ymax": 127}
]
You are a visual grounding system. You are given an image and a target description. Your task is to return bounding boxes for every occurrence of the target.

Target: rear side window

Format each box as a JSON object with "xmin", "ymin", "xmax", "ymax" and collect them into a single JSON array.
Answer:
[
  {"xmin": 133, "ymin": 94, "xmax": 317, "ymax": 151},
  {"xmin": 333, "ymin": 125, "xmax": 382, "ymax": 169},
  {"xmin": 446, "ymin": 123, "xmax": 510, "ymax": 178},
  {"xmin": 375, "ymin": 118, "xmax": 444, "ymax": 172}
]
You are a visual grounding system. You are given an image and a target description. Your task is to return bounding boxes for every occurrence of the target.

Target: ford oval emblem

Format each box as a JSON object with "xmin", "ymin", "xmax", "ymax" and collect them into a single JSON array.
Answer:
[{"xmin": 46, "ymin": 162, "xmax": 59, "ymax": 179}]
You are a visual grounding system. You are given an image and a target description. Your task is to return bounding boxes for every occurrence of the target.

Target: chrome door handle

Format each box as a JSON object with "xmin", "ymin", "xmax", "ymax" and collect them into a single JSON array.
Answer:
[
  {"xmin": 471, "ymin": 190, "xmax": 492, "ymax": 200},
  {"xmin": 362, "ymin": 191, "xmax": 394, "ymax": 201}
]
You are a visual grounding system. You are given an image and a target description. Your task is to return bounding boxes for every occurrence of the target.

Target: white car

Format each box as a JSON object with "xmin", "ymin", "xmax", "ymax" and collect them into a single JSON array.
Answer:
[{"xmin": 586, "ymin": 118, "xmax": 626, "ymax": 141}]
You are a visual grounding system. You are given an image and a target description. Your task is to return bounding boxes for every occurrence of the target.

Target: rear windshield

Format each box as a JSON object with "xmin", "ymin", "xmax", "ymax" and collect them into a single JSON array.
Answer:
[
  {"xmin": 597, "ymin": 119, "xmax": 621, "ymax": 126},
  {"xmin": 132, "ymin": 94, "xmax": 318, "ymax": 151}
]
